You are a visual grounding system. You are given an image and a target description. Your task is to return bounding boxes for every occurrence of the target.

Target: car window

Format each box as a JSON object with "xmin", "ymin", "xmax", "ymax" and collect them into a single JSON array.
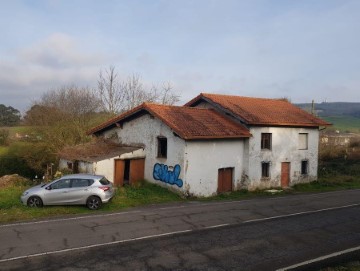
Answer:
[
  {"xmin": 71, "ymin": 179, "xmax": 94, "ymax": 188},
  {"xmin": 51, "ymin": 179, "xmax": 71, "ymax": 190},
  {"xmin": 99, "ymin": 177, "xmax": 110, "ymax": 185}
]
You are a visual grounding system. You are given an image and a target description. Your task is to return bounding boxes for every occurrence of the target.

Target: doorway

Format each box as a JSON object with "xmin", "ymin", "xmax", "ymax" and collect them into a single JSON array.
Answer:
[
  {"xmin": 281, "ymin": 162, "xmax": 290, "ymax": 188},
  {"xmin": 218, "ymin": 168, "xmax": 233, "ymax": 193},
  {"xmin": 123, "ymin": 160, "xmax": 130, "ymax": 185}
]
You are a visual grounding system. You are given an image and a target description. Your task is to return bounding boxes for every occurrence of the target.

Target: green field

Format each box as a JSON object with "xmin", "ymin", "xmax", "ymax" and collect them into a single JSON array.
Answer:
[
  {"xmin": 323, "ymin": 116, "xmax": 360, "ymax": 133},
  {"xmin": 0, "ymin": 146, "xmax": 8, "ymax": 155}
]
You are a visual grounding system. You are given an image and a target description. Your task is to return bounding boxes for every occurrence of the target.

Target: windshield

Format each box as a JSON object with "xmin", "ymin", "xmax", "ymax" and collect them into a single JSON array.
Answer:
[{"xmin": 99, "ymin": 177, "xmax": 110, "ymax": 185}]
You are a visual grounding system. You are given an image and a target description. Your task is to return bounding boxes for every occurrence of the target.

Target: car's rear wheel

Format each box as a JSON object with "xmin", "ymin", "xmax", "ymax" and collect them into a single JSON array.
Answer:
[
  {"xmin": 27, "ymin": 196, "xmax": 43, "ymax": 207},
  {"xmin": 86, "ymin": 196, "xmax": 102, "ymax": 210}
]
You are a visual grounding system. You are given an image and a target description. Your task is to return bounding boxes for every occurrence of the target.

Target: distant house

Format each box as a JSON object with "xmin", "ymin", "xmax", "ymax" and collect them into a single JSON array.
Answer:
[
  {"xmin": 61, "ymin": 93, "xmax": 330, "ymax": 197},
  {"xmin": 320, "ymin": 132, "xmax": 359, "ymax": 146}
]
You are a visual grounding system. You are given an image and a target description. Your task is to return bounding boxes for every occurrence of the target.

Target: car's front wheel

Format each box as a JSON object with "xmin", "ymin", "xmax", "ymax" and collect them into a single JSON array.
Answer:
[
  {"xmin": 86, "ymin": 196, "xmax": 102, "ymax": 210},
  {"xmin": 27, "ymin": 196, "xmax": 43, "ymax": 207}
]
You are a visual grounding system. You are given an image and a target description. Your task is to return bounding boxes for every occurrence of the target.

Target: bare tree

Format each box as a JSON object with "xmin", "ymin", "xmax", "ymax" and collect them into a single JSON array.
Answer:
[
  {"xmin": 95, "ymin": 66, "xmax": 181, "ymax": 113},
  {"xmin": 40, "ymin": 85, "xmax": 101, "ymax": 117},
  {"xmin": 24, "ymin": 85, "xmax": 105, "ymax": 150},
  {"xmin": 97, "ymin": 66, "xmax": 124, "ymax": 114},
  {"xmin": 157, "ymin": 82, "xmax": 180, "ymax": 105}
]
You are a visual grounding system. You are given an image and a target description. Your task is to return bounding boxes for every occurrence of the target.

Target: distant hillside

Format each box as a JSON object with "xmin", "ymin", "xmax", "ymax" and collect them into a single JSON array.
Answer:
[
  {"xmin": 296, "ymin": 102, "xmax": 360, "ymax": 118},
  {"xmin": 296, "ymin": 102, "xmax": 360, "ymax": 133}
]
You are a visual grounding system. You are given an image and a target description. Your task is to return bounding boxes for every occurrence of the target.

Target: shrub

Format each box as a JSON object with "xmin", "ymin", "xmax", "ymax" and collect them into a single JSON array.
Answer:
[{"xmin": 0, "ymin": 129, "xmax": 9, "ymax": 146}]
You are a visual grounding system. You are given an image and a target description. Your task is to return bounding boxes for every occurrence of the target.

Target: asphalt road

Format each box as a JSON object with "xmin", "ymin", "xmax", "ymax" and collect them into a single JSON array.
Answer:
[{"xmin": 0, "ymin": 189, "xmax": 359, "ymax": 271}]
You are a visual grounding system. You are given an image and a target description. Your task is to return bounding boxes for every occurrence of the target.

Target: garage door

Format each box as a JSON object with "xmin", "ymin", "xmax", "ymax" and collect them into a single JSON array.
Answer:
[{"xmin": 114, "ymin": 159, "xmax": 145, "ymax": 186}]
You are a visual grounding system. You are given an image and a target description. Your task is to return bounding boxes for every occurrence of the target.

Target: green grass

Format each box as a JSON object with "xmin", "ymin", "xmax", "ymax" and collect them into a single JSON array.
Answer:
[
  {"xmin": 0, "ymin": 146, "xmax": 8, "ymax": 155},
  {"xmin": 319, "ymin": 261, "xmax": 360, "ymax": 271},
  {"xmin": 0, "ymin": 181, "xmax": 183, "ymax": 224},
  {"xmin": 292, "ymin": 178, "xmax": 360, "ymax": 192},
  {"xmin": 323, "ymin": 115, "xmax": 360, "ymax": 133},
  {"xmin": 6, "ymin": 126, "xmax": 33, "ymax": 137}
]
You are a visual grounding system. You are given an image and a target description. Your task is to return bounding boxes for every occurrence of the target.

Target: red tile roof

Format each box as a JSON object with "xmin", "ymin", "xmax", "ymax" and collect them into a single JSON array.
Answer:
[
  {"xmin": 59, "ymin": 139, "xmax": 142, "ymax": 162},
  {"xmin": 88, "ymin": 103, "xmax": 251, "ymax": 140},
  {"xmin": 185, "ymin": 93, "xmax": 331, "ymax": 127}
]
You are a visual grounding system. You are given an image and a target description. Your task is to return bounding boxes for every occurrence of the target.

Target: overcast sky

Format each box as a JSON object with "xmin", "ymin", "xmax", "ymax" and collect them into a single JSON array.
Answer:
[{"xmin": 1, "ymin": 0, "xmax": 359, "ymax": 112}]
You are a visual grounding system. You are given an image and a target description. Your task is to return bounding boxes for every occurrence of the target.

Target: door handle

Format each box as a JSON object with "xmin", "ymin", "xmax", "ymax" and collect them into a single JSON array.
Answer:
[{"xmin": 62, "ymin": 191, "xmax": 69, "ymax": 193}]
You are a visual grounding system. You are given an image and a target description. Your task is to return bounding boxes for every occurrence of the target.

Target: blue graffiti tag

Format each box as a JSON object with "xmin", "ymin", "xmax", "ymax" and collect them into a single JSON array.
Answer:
[{"xmin": 153, "ymin": 163, "xmax": 183, "ymax": 187}]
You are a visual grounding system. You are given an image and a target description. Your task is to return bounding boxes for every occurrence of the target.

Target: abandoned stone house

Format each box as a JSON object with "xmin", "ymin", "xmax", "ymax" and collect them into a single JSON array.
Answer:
[{"xmin": 59, "ymin": 93, "xmax": 330, "ymax": 197}]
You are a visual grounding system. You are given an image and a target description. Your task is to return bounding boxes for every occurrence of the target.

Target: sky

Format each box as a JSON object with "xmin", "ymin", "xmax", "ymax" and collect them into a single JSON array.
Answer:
[{"xmin": 1, "ymin": 0, "xmax": 359, "ymax": 113}]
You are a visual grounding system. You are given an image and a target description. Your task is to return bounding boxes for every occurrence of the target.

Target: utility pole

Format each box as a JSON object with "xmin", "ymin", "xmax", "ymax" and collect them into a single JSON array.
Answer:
[{"xmin": 311, "ymin": 100, "xmax": 315, "ymax": 115}]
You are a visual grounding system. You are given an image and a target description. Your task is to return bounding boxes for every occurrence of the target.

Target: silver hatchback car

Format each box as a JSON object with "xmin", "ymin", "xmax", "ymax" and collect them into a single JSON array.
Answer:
[{"xmin": 21, "ymin": 174, "xmax": 114, "ymax": 210}]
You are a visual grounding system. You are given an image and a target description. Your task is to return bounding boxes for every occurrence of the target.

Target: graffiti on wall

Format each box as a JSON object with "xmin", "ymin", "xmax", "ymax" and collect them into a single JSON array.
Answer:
[{"xmin": 153, "ymin": 163, "xmax": 183, "ymax": 187}]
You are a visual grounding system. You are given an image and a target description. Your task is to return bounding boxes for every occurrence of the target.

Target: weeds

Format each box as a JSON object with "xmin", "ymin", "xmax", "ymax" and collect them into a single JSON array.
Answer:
[{"xmin": 0, "ymin": 180, "xmax": 183, "ymax": 224}]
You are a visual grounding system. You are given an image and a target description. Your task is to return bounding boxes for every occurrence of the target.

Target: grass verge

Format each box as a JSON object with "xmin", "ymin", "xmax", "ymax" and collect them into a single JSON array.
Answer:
[
  {"xmin": 319, "ymin": 260, "xmax": 360, "ymax": 271},
  {"xmin": 1, "ymin": 173, "xmax": 359, "ymax": 224},
  {"xmin": 0, "ymin": 181, "xmax": 183, "ymax": 224}
]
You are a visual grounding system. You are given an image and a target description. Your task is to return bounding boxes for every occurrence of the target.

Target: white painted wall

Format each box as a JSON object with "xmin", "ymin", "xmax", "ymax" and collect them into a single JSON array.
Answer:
[
  {"xmin": 246, "ymin": 127, "xmax": 319, "ymax": 189},
  {"xmin": 103, "ymin": 114, "xmax": 187, "ymax": 193},
  {"xmin": 58, "ymin": 160, "xmax": 94, "ymax": 174},
  {"xmin": 184, "ymin": 140, "xmax": 245, "ymax": 197},
  {"xmin": 94, "ymin": 149, "xmax": 146, "ymax": 183},
  {"xmin": 192, "ymin": 100, "xmax": 320, "ymax": 189}
]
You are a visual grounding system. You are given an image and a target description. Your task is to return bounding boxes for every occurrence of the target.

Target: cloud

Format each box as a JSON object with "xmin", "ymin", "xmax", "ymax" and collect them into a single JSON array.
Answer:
[
  {"xmin": 0, "ymin": 33, "xmax": 111, "ymax": 111},
  {"xmin": 20, "ymin": 33, "xmax": 104, "ymax": 68}
]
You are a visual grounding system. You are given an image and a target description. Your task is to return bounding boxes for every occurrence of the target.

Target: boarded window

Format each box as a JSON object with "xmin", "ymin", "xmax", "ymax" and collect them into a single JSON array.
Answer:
[
  {"xmin": 261, "ymin": 133, "xmax": 272, "ymax": 150},
  {"xmin": 157, "ymin": 137, "xmax": 167, "ymax": 158},
  {"xmin": 301, "ymin": 160, "xmax": 308, "ymax": 175},
  {"xmin": 261, "ymin": 162, "xmax": 270, "ymax": 178},
  {"xmin": 299, "ymin": 133, "xmax": 308, "ymax": 150}
]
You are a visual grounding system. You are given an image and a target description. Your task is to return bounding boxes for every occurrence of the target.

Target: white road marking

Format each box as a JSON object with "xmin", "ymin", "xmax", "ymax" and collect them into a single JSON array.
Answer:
[
  {"xmin": 0, "ymin": 210, "xmax": 141, "ymax": 228},
  {"xmin": 204, "ymin": 223, "xmax": 229, "ymax": 229},
  {"xmin": 0, "ymin": 229, "xmax": 192, "ymax": 263},
  {"xmin": 276, "ymin": 245, "xmax": 360, "ymax": 271},
  {"xmin": 1, "ymin": 203, "xmax": 359, "ymax": 263},
  {"xmin": 243, "ymin": 203, "xmax": 360, "ymax": 224},
  {"xmin": 3, "ymin": 189, "xmax": 359, "ymax": 227},
  {"xmin": 156, "ymin": 189, "xmax": 360, "ymax": 211}
]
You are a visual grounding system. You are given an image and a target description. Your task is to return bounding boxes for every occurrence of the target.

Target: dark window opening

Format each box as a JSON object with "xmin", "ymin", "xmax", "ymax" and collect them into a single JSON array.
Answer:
[
  {"xmin": 261, "ymin": 162, "xmax": 270, "ymax": 178},
  {"xmin": 261, "ymin": 133, "xmax": 272, "ymax": 150},
  {"xmin": 157, "ymin": 137, "xmax": 167, "ymax": 158},
  {"xmin": 301, "ymin": 160, "xmax": 308, "ymax": 175},
  {"xmin": 124, "ymin": 160, "xmax": 130, "ymax": 185}
]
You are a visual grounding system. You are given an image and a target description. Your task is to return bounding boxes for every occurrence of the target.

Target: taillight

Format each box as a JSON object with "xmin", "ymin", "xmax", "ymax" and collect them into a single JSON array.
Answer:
[{"xmin": 99, "ymin": 186, "xmax": 110, "ymax": 192}]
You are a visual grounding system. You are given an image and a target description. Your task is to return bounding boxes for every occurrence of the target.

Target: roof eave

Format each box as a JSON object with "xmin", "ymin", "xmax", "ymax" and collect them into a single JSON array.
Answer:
[
  {"xmin": 247, "ymin": 122, "xmax": 332, "ymax": 127},
  {"xmin": 183, "ymin": 135, "xmax": 251, "ymax": 140}
]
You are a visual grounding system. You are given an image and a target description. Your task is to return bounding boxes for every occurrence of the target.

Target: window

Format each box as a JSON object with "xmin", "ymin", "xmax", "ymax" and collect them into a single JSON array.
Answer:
[
  {"xmin": 51, "ymin": 179, "xmax": 71, "ymax": 190},
  {"xmin": 157, "ymin": 137, "xmax": 167, "ymax": 158},
  {"xmin": 261, "ymin": 162, "xmax": 270, "ymax": 178},
  {"xmin": 299, "ymin": 133, "xmax": 308, "ymax": 150},
  {"xmin": 99, "ymin": 177, "xmax": 110, "ymax": 185},
  {"xmin": 71, "ymin": 179, "xmax": 93, "ymax": 188},
  {"xmin": 261, "ymin": 133, "xmax": 272, "ymax": 150},
  {"xmin": 301, "ymin": 160, "xmax": 308, "ymax": 175}
]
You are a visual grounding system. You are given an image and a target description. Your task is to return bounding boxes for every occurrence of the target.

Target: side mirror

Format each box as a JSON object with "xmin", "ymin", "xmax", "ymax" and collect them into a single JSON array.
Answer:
[{"xmin": 45, "ymin": 186, "xmax": 52, "ymax": 190}]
